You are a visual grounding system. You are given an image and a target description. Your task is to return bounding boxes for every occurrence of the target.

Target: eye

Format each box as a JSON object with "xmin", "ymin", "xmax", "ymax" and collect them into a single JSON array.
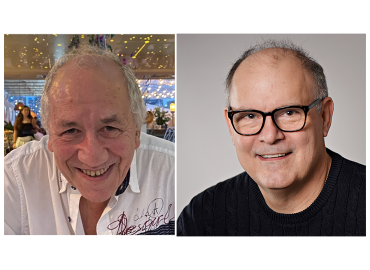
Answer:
[
  {"xmin": 64, "ymin": 128, "xmax": 78, "ymax": 134},
  {"xmin": 236, "ymin": 112, "xmax": 258, "ymax": 122},
  {"xmin": 284, "ymin": 110, "xmax": 295, "ymax": 116},
  {"xmin": 101, "ymin": 126, "xmax": 122, "ymax": 137},
  {"xmin": 104, "ymin": 126, "xmax": 117, "ymax": 131}
]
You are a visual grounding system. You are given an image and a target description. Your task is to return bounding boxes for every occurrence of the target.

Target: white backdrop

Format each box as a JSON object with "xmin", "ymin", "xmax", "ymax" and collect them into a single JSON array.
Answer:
[{"xmin": 176, "ymin": 34, "xmax": 366, "ymax": 216}]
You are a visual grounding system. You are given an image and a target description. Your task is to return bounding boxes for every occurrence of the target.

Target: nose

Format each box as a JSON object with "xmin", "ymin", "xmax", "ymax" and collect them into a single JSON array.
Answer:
[
  {"xmin": 77, "ymin": 132, "xmax": 109, "ymax": 168},
  {"xmin": 258, "ymin": 115, "xmax": 285, "ymax": 144}
]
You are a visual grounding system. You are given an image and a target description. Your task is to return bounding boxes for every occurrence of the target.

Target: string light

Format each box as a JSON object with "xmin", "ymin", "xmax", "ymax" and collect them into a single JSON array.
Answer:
[{"xmin": 5, "ymin": 34, "xmax": 175, "ymax": 117}]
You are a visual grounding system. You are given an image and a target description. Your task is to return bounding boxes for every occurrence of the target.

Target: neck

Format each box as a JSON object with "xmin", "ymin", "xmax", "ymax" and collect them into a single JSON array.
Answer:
[
  {"xmin": 79, "ymin": 197, "xmax": 110, "ymax": 235},
  {"xmin": 259, "ymin": 151, "xmax": 332, "ymax": 214}
]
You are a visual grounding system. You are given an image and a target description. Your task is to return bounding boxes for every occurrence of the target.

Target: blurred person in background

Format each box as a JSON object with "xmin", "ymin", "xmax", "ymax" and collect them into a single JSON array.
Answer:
[{"xmin": 12, "ymin": 106, "xmax": 39, "ymax": 149}]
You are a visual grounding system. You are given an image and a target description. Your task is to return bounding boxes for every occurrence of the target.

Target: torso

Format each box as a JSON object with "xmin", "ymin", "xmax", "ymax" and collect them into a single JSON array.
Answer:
[{"xmin": 17, "ymin": 122, "xmax": 34, "ymax": 137}]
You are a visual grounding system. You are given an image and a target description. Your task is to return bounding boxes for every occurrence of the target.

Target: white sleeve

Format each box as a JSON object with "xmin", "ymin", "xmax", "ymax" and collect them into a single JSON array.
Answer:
[{"xmin": 4, "ymin": 157, "xmax": 24, "ymax": 235}]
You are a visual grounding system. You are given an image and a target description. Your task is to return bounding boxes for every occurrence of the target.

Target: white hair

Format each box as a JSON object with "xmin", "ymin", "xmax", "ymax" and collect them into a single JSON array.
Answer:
[{"xmin": 41, "ymin": 46, "xmax": 146, "ymax": 131}]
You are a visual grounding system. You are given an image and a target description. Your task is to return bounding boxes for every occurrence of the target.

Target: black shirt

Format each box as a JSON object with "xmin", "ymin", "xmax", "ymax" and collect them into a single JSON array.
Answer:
[
  {"xmin": 17, "ymin": 123, "xmax": 34, "ymax": 137},
  {"xmin": 177, "ymin": 149, "xmax": 366, "ymax": 236}
]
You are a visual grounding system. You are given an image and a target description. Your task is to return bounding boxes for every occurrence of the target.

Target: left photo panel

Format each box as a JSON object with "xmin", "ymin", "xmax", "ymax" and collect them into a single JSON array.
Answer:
[{"xmin": 4, "ymin": 34, "xmax": 175, "ymax": 235}]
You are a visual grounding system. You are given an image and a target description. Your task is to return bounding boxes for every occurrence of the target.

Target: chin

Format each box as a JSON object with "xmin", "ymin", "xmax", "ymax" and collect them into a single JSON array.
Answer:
[
  {"xmin": 81, "ymin": 190, "xmax": 113, "ymax": 203},
  {"xmin": 255, "ymin": 172, "xmax": 294, "ymax": 190}
]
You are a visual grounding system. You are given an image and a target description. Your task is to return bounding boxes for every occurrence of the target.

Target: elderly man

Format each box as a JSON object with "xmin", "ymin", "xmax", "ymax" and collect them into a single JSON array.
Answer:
[
  {"xmin": 177, "ymin": 40, "xmax": 365, "ymax": 236},
  {"xmin": 5, "ymin": 46, "xmax": 175, "ymax": 235}
]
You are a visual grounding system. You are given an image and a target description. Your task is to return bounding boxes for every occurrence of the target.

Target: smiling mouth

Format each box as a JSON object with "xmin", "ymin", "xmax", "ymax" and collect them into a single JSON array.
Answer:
[
  {"xmin": 79, "ymin": 165, "xmax": 111, "ymax": 177},
  {"xmin": 258, "ymin": 153, "xmax": 291, "ymax": 159}
]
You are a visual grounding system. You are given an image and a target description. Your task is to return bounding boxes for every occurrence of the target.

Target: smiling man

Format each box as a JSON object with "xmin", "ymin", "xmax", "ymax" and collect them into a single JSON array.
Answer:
[
  {"xmin": 5, "ymin": 46, "xmax": 175, "ymax": 235},
  {"xmin": 177, "ymin": 40, "xmax": 365, "ymax": 236}
]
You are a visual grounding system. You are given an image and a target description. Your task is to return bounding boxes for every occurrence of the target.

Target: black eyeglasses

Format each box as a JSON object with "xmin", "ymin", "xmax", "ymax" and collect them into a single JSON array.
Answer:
[{"xmin": 228, "ymin": 98, "xmax": 322, "ymax": 136}]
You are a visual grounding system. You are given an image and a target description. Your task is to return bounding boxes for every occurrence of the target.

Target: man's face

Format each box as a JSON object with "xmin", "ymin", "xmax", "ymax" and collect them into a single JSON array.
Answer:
[
  {"xmin": 47, "ymin": 56, "xmax": 140, "ymax": 203},
  {"xmin": 225, "ymin": 50, "xmax": 327, "ymax": 191}
]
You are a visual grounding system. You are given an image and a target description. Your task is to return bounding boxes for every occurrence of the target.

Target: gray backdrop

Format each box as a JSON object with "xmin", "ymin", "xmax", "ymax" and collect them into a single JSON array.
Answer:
[{"xmin": 177, "ymin": 34, "xmax": 366, "ymax": 216}]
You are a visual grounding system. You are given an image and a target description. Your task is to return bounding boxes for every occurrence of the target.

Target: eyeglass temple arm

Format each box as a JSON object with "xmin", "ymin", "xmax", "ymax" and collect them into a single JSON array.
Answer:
[{"xmin": 308, "ymin": 98, "xmax": 322, "ymax": 110}]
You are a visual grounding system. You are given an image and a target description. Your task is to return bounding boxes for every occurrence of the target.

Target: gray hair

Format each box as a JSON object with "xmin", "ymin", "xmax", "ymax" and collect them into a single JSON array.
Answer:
[
  {"xmin": 41, "ymin": 46, "xmax": 146, "ymax": 131},
  {"xmin": 225, "ymin": 39, "xmax": 328, "ymax": 112}
]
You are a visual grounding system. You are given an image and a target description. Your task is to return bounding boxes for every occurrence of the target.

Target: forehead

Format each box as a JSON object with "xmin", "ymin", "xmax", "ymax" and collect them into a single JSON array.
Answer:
[
  {"xmin": 47, "ymin": 56, "xmax": 133, "ymax": 124},
  {"xmin": 231, "ymin": 49, "xmax": 314, "ymax": 107},
  {"xmin": 49, "ymin": 56, "xmax": 128, "ymax": 103}
]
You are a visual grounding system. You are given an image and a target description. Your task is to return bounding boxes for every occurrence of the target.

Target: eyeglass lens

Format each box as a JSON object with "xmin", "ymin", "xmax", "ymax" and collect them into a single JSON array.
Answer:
[{"xmin": 233, "ymin": 107, "xmax": 306, "ymax": 135}]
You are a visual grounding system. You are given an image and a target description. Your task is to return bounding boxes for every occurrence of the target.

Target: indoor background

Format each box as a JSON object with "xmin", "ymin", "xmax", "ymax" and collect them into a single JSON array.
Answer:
[
  {"xmin": 177, "ymin": 34, "xmax": 366, "ymax": 216},
  {"xmin": 4, "ymin": 34, "xmax": 176, "ymax": 152}
]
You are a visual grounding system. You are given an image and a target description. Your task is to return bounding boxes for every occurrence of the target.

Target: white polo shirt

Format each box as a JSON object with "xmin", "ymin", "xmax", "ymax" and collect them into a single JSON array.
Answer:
[{"xmin": 4, "ymin": 132, "xmax": 175, "ymax": 235}]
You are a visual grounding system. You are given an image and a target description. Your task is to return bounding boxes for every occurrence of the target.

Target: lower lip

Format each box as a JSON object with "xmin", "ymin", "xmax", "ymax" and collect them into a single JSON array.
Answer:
[
  {"xmin": 257, "ymin": 152, "xmax": 292, "ymax": 161},
  {"xmin": 78, "ymin": 165, "xmax": 114, "ymax": 182}
]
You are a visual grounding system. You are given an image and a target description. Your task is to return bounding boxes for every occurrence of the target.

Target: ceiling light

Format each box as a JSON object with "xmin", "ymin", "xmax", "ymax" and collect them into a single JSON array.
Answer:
[{"xmin": 14, "ymin": 102, "xmax": 24, "ymax": 111}]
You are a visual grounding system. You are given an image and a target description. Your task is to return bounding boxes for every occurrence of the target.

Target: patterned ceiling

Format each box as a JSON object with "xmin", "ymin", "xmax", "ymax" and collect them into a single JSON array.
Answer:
[{"xmin": 4, "ymin": 34, "xmax": 175, "ymax": 96}]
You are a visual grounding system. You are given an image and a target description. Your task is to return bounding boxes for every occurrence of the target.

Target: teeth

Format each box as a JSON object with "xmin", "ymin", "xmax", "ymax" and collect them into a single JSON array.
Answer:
[
  {"xmin": 261, "ymin": 153, "xmax": 287, "ymax": 158},
  {"xmin": 81, "ymin": 167, "xmax": 109, "ymax": 177}
]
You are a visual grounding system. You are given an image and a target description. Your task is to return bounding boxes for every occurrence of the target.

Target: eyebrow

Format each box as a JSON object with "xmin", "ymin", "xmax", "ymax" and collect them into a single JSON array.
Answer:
[
  {"xmin": 231, "ymin": 102, "xmax": 301, "ymax": 111},
  {"xmin": 100, "ymin": 114, "xmax": 122, "ymax": 125},
  {"xmin": 60, "ymin": 120, "xmax": 79, "ymax": 128},
  {"xmin": 58, "ymin": 115, "xmax": 122, "ymax": 128}
]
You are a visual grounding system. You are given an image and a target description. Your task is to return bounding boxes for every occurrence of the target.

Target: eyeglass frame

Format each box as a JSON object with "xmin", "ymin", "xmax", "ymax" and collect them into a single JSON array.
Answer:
[{"xmin": 227, "ymin": 98, "xmax": 322, "ymax": 136}]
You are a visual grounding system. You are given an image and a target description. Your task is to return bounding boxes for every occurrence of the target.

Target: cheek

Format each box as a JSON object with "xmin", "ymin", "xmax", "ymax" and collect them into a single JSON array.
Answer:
[
  {"xmin": 233, "ymin": 134, "xmax": 255, "ymax": 158},
  {"xmin": 50, "ymin": 139, "xmax": 77, "ymax": 162},
  {"xmin": 110, "ymin": 138, "xmax": 137, "ymax": 164},
  {"xmin": 288, "ymin": 132, "xmax": 312, "ymax": 164}
]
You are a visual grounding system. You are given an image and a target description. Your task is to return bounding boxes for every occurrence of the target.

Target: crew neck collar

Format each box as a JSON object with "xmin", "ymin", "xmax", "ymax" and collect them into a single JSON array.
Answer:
[{"xmin": 251, "ymin": 148, "xmax": 342, "ymax": 224}]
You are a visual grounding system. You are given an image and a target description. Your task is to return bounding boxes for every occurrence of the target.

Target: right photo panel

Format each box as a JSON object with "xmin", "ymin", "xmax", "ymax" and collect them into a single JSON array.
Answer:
[{"xmin": 176, "ymin": 34, "xmax": 366, "ymax": 236}]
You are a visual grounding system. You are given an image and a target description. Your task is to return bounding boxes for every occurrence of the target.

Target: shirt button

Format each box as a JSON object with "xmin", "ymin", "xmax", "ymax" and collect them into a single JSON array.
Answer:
[
  {"xmin": 71, "ymin": 186, "xmax": 76, "ymax": 190},
  {"xmin": 68, "ymin": 216, "xmax": 71, "ymax": 222}
]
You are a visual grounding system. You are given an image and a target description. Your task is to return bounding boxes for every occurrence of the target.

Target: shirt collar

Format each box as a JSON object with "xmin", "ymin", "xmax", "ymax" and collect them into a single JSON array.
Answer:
[{"xmin": 58, "ymin": 149, "xmax": 140, "ymax": 195}]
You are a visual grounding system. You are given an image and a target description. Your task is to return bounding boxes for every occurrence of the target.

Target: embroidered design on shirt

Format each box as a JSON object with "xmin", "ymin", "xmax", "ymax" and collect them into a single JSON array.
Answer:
[{"xmin": 107, "ymin": 197, "xmax": 174, "ymax": 235}]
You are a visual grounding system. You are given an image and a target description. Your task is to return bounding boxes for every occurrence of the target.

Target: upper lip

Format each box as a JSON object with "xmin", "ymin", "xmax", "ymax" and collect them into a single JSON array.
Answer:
[{"xmin": 257, "ymin": 152, "xmax": 291, "ymax": 157}]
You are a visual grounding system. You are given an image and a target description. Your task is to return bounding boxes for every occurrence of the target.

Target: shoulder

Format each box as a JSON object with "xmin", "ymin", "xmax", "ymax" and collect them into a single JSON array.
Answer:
[
  {"xmin": 177, "ymin": 172, "xmax": 249, "ymax": 236},
  {"xmin": 190, "ymin": 172, "xmax": 249, "ymax": 203},
  {"xmin": 5, "ymin": 135, "xmax": 54, "ymax": 186},
  {"xmin": 4, "ymin": 135, "xmax": 54, "ymax": 235},
  {"xmin": 327, "ymin": 149, "xmax": 366, "ymax": 235},
  {"xmin": 138, "ymin": 132, "xmax": 174, "ymax": 157},
  {"xmin": 5, "ymin": 135, "xmax": 51, "ymax": 165},
  {"xmin": 327, "ymin": 148, "xmax": 365, "ymax": 182},
  {"xmin": 327, "ymin": 148, "xmax": 365, "ymax": 212},
  {"xmin": 5, "ymin": 135, "xmax": 54, "ymax": 189},
  {"xmin": 134, "ymin": 132, "xmax": 175, "ymax": 192}
]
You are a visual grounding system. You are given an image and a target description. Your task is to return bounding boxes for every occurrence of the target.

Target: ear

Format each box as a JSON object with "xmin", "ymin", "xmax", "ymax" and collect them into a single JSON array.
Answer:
[
  {"xmin": 321, "ymin": 97, "xmax": 334, "ymax": 137},
  {"xmin": 135, "ymin": 130, "xmax": 141, "ymax": 149},
  {"xmin": 224, "ymin": 107, "xmax": 235, "ymax": 145}
]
